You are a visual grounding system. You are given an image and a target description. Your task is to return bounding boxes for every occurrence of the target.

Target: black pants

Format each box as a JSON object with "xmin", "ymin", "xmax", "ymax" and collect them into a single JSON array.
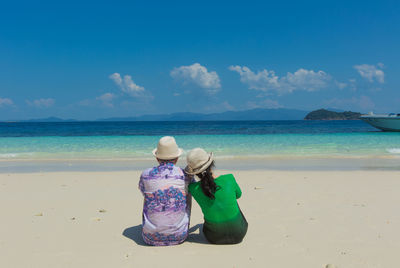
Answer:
[{"xmin": 203, "ymin": 210, "xmax": 248, "ymax": 244}]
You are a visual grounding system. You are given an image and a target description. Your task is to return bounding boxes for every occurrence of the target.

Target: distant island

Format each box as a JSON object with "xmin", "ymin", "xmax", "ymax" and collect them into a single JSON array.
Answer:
[{"xmin": 304, "ymin": 109, "xmax": 361, "ymax": 120}]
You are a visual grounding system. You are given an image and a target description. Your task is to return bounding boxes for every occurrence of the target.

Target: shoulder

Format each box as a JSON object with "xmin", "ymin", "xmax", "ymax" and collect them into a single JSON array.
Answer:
[
  {"xmin": 217, "ymin": 173, "xmax": 235, "ymax": 181},
  {"xmin": 172, "ymin": 165, "xmax": 185, "ymax": 176},
  {"xmin": 140, "ymin": 166, "xmax": 157, "ymax": 178},
  {"xmin": 169, "ymin": 165, "xmax": 187, "ymax": 181},
  {"xmin": 216, "ymin": 174, "xmax": 237, "ymax": 186}
]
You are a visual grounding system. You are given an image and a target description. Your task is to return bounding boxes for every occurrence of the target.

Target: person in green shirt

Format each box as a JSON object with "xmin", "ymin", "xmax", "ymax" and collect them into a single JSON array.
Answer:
[{"xmin": 185, "ymin": 148, "xmax": 248, "ymax": 244}]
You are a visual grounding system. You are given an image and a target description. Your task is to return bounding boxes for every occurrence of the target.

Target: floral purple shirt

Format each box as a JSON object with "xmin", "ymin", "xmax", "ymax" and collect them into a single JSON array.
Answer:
[{"xmin": 139, "ymin": 162, "xmax": 193, "ymax": 246}]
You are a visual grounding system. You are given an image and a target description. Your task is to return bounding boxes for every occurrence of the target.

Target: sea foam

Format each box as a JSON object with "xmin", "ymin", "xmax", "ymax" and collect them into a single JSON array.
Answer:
[
  {"xmin": 387, "ymin": 148, "xmax": 400, "ymax": 154},
  {"xmin": 0, "ymin": 153, "xmax": 18, "ymax": 158}
]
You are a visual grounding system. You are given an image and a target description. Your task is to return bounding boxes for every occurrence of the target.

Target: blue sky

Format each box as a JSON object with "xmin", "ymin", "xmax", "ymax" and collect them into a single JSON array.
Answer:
[{"xmin": 1, "ymin": 0, "xmax": 399, "ymax": 120}]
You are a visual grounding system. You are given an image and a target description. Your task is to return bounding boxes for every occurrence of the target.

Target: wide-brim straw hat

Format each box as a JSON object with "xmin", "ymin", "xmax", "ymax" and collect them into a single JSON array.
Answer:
[
  {"xmin": 185, "ymin": 148, "xmax": 214, "ymax": 175},
  {"xmin": 152, "ymin": 136, "xmax": 183, "ymax": 160}
]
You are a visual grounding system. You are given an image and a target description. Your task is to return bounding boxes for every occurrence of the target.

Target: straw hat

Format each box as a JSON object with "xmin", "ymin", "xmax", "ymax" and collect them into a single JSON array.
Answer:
[
  {"xmin": 185, "ymin": 148, "xmax": 214, "ymax": 175},
  {"xmin": 152, "ymin": 136, "xmax": 183, "ymax": 160}
]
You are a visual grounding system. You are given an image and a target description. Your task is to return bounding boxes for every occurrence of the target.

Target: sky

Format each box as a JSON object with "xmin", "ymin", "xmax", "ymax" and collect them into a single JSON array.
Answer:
[{"xmin": 1, "ymin": 0, "xmax": 399, "ymax": 120}]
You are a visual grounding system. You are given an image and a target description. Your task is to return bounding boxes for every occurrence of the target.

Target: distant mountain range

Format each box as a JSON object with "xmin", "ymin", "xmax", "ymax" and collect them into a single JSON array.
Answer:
[
  {"xmin": 14, "ymin": 108, "xmax": 309, "ymax": 122},
  {"xmin": 98, "ymin": 108, "xmax": 310, "ymax": 121},
  {"xmin": 18, "ymin": 117, "xmax": 78, "ymax": 122}
]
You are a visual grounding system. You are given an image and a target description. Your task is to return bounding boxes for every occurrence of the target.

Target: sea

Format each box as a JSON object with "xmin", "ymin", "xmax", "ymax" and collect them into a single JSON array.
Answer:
[{"xmin": 0, "ymin": 120, "xmax": 399, "ymax": 172}]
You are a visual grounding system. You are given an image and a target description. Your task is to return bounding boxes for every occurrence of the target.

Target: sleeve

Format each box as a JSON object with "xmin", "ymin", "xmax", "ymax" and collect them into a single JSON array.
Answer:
[
  {"xmin": 232, "ymin": 175, "xmax": 242, "ymax": 199},
  {"xmin": 138, "ymin": 173, "xmax": 145, "ymax": 196},
  {"xmin": 185, "ymin": 173, "xmax": 194, "ymax": 219},
  {"xmin": 186, "ymin": 185, "xmax": 193, "ymax": 218}
]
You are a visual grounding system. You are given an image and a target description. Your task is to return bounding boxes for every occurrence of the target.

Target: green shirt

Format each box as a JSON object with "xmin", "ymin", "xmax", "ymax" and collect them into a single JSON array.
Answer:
[{"xmin": 188, "ymin": 174, "xmax": 242, "ymax": 223}]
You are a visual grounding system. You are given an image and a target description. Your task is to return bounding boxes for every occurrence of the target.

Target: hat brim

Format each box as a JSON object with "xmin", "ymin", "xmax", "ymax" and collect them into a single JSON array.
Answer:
[
  {"xmin": 184, "ymin": 152, "xmax": 214, "ymax": 175},
  {"xmin": 152, "ymin": 148, "xmax": 183, "ymax": 160}
]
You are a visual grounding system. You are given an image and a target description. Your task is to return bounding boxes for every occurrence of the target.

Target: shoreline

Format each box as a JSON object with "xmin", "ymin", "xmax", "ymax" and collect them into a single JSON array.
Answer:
[{"xmin": 0, "ymin": 155, "xmax": 399, "ymax": 173}]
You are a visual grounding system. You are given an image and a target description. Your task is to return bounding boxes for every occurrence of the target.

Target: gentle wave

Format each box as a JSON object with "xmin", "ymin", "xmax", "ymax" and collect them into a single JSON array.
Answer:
[
  {"xmin": 387, "ymin": 148, "xmax": 400, "ymax": 154},
  {"xmin": 0, "ymin": 153, "xmax": 34, "ymax": 159},
  {"xmin": 0, "ymin": 153, "xmax": 18, "ymax": 158}
]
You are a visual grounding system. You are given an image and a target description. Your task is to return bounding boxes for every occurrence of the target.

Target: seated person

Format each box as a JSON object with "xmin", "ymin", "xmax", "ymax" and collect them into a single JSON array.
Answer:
[
  {"xmin": 139, "ymin": 136, "xmax": 192, "ymax": 246},
  {"xmin": 185, "ymin": 148, "xmax": 248, "ymax": 244}
]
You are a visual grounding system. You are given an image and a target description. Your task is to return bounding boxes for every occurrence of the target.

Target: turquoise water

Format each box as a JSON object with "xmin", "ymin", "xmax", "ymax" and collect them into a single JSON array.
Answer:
[
  {"xmin": 1, "ymin": 121, "xmax": 399, "ymax": 171},
  {"xmin": 1, "ymin": 133, "xmax": 399, "ymax": 160}
]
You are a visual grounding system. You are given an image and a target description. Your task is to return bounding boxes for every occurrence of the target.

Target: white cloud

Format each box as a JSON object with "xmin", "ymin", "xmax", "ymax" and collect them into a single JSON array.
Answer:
[
  {"xmin": 353, "ymin": 64, "xmax": 384, "ymax": 83},
  {"xmin": 335, "ymin": 81, "xmax": 347, "ymax": 89},
  {"xmin": 170, "ymin": 63, "xmax": 221, "ymax": 94},
  {"xmin": 109, "ymin": 73, "xmax": 145, "ymax": 97},
  {"xmin": 109, "ymin": 73, "xmax": 123, "ymax": 85},
  {"xmin": 96, "ymin": 93, "xmax": 115, "ymax": 107},
  {"xmin": 229, "ymin": 66, "xmax": 280, "ymax": 92},
  {"xmin": 323, "ymin": 95, "xmax": 375, "ymax": 111},
  {"xmin": 26, "ymin": 98, "xmax": 55, "ymax": 108},
  {"xmin": 286, "ymin": 69, "xmax": 330, "ymax": 91},
  {"xmin": 0, "ymin": 98, "xmax": 13, "ymax": 107},
  {"xmin": 229, "ymin": 66, "xmax": 330, "ymax": 94}
]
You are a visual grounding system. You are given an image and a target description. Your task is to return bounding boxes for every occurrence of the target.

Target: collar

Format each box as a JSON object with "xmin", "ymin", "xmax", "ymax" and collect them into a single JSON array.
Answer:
[{"xmin": 158, "ymin": 161, "xmax": 175, "ymax": 167}]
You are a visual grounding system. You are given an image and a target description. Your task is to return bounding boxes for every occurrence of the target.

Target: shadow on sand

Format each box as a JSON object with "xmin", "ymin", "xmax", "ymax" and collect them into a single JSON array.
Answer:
[
  {"xmin": 122, "ymin": 223, "xmax": 209, "ymax": 246},
  {"xmin": 186, "ymin": 223, "xmax": 209, "ymax": 244},
  {"xmin": 122, "ymin": 224, "xmax": 149, "ymax": 246}
]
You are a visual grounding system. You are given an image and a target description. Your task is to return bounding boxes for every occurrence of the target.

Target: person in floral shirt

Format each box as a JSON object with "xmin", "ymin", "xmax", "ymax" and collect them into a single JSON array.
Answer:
[{"xmin": 139, "ymin": 136, "xmax": 193, "ymax": 246}]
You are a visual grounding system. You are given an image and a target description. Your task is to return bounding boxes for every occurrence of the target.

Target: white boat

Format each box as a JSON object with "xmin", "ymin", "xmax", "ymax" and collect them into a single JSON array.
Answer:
[{"xmin": 360, "ymin": 112, "xmax": 400, "ymax": 132}]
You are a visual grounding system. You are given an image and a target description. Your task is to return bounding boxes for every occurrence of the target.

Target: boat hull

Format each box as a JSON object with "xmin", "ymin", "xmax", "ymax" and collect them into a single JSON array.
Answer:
[{"xmin": 360, "ymin": 116, "xmax": 400, "ymax": 132}]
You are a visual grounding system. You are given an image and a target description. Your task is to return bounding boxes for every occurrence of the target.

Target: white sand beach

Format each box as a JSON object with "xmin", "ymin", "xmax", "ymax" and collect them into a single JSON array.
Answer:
[{"xmin": 1, "ymin": 170, "xmax": 399, "ymax": 268}]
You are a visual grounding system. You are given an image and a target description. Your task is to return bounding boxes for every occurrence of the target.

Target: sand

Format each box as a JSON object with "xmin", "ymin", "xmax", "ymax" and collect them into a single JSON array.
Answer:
[{"xmin": 0, "ymin": 169, "xmax": 399, "ymax": 268}]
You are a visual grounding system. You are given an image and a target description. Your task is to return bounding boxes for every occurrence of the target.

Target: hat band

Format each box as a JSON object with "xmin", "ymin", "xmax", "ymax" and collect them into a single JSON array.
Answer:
[{"xmin": 190, "ymin": 154, "xmax": 212, "ymax": 173}]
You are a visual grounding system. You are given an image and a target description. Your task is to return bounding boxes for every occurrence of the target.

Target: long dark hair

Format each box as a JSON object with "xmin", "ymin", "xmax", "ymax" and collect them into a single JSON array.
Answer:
[{"xmin": 196, "ymin": 161, "xmax": 219, "ymax": 199}]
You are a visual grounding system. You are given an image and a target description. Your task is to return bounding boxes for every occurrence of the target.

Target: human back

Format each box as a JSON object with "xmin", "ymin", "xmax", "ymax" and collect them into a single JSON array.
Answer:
[
  {"xmin": 140, "ymin": 163, "xmax": 190, "ymax": 226},
  {"xmin": 189, "ymin": 173, "xmax": 241, "ymax": 223}
]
